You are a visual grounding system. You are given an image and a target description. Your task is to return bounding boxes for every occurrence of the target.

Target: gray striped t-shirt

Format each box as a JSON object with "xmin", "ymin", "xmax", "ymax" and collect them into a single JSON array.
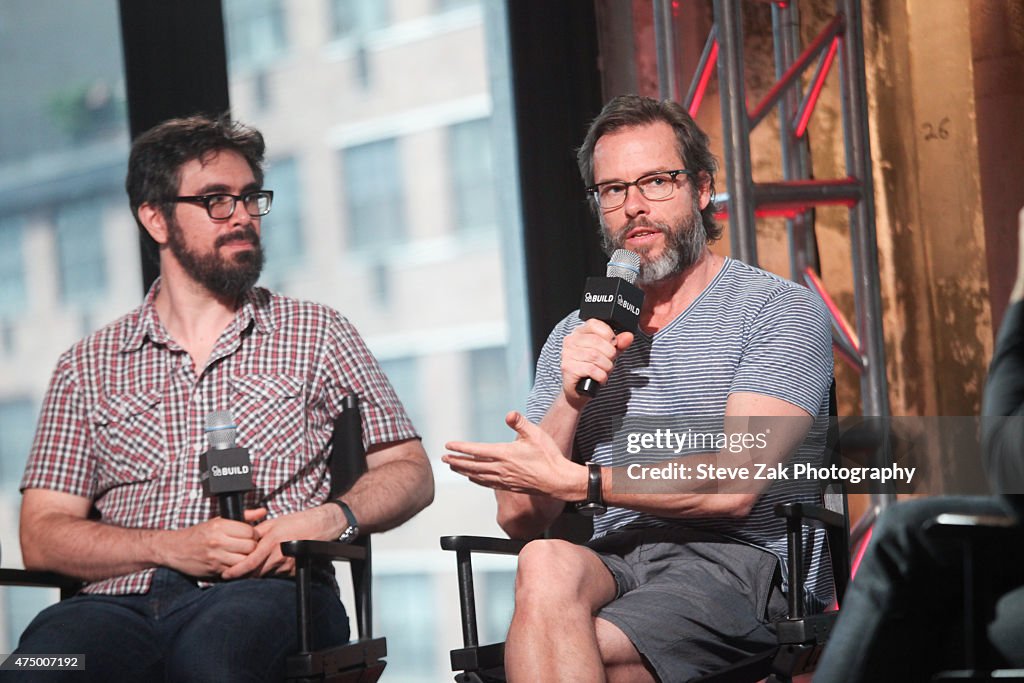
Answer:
[{"xmin": 526, "ymin": 257, "xmax": 835, "ymax": 609}]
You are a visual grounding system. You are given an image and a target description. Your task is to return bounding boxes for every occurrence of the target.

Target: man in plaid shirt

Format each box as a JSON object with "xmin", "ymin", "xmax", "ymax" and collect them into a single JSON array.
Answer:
[{"xmin": 5, "ymin": 115, "xmax": 434, "ymax": 681}]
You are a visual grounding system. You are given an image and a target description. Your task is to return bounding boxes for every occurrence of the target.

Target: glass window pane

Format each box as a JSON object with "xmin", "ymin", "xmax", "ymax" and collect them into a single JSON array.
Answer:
[
  {"xmin": 341, "ymin": 139, "xmax": 405, "ymax": 250},
  {"xmin": 481, "ymin": 569, "xmax": 516, "ymax": 645},
  {"xmin": 224, "ymin": 0, "xmax": 288, "ymax": 70},
  {"xmin": 259, "ymin": 157, "xmax": 304, "ymax": 288},
  {"xmin": 1, "ymin": 586, "xmax": 63, "ymax": 656},
  {"xmin": 373, "ymin": 573, "xmax": 436, "ymax": 681},
  {"xmin": 54, "ymin": 197, "xmax": 107, "ymax": 306},
  {"xmin": 437, "ymin": 0, "xmax": 479, "ymax": 12},
  {"xmin": 468, "ymin": 346, "xmax": 510, "ymax": 442},
  {"xmin": 378, "ymin": 356, "xmax": 421, "ymax": 431},
  {"xmin": 331, "ymin": 0, "xmax": 390, "ymax": 38},
  {"xmin": 0, "ymin": 398, "xmax": 37, "ymax": 489},
  {"xmin": 450, "ymin": 118, "xmax": 498, "ymax": 233},
  {"xmin": 0, "ymin": 216, "xmax": 28, "ymax": 319},
  {"xmin": 0, "ymin": 0, "xmax": 131, "ymax": 653},
  {"xmin": 227, "ymin": 3, "xmax": 529, "ymax": 678}
]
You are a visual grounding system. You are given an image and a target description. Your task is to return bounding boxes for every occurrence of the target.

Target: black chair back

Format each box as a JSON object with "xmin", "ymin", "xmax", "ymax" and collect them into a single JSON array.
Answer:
[{"xmin": 331, "ymin": 395, "xmax": 372, "ymax": 641}]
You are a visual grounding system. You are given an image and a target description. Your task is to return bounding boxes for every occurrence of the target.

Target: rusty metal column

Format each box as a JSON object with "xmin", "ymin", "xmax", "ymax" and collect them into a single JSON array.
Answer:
[
  {"xmin": 773, "ymin": 1, "xmax": 817, "ymax": 279},
  {"xmin": 714, "ymin": 0, "xmax": 758, "ymax": 266},
  {"xmin": 838, "ymin": 0, "xmax": 889, "ymax": 421},
  {"xmin": 653, "ymin": 0, "xmax": 680, "ymax": 101}
]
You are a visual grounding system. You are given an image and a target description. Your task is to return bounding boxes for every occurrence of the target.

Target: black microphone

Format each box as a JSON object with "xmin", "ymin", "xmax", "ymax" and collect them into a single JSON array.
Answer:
[
  {"xmin": 200, "ymin": 411, "xmax": 254, "ymax": 522},
  {"xmin": 576, "ymin": 249, "xmax": 645, "ymax": 397}
]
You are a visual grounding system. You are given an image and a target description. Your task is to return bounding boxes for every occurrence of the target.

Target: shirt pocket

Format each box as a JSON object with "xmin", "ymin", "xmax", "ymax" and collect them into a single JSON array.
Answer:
[
  {"xmin": 89, "ymin": 388, "xmax": 166, "ymax": 490},
  {"xmin": 229, "ymin": 374, "xmax": 309, "ymax": 500}
]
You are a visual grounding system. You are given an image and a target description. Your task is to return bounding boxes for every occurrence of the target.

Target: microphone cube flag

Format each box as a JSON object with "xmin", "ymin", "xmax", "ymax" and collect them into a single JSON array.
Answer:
[
  {"xmin": 579, "ymin": 276, "xmax": 645, "ymax": 334},
  {"xmin": 199, "ymin": 446, "xmax": 254, "ymax": 496}
]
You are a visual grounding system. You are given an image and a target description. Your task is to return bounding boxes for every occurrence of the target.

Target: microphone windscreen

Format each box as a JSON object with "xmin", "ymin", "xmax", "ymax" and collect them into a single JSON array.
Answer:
[
  {"xmin": 606, "ymin": 249, "xmax": 641, "ymax": 284},
  {"xmin": 204, "ymin": 410, "xmax": 237, "ymax": 450}
]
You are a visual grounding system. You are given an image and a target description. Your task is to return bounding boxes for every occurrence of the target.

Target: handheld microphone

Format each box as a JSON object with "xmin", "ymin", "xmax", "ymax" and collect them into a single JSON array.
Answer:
[
  {"xmin": 576, "ymin": 249, "xmax": 644, "ymax": 397},
  {"xmin": 200, "ymin": 411, "xmax": 254, "ymax": 522}
]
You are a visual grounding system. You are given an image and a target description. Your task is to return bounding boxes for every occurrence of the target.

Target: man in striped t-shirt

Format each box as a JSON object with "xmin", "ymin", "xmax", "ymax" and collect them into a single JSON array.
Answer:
[
  {"xmin": 6, "ymin": 116, "xmax": 433, "ymax": 682},
  {"xmin": 444, "ymin": 95, "xmax": 833, "ymax": 682}
]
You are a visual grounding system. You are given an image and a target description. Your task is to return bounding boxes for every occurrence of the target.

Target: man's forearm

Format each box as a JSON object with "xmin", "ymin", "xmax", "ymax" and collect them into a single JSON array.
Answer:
[
  {"xmin": 538, "ymin": 393, "xmax": 584, "ymax": 456},
  {"xmin": 334, "ymin": 453, "xmax": 434, "ymax": 534},
  {"xmin": 21, "ymin": 512, "xmax": 167, "ymax": 581},
  {"xmin": 495, "ymin": 396, "xmax": 583, "ymax": 539}
]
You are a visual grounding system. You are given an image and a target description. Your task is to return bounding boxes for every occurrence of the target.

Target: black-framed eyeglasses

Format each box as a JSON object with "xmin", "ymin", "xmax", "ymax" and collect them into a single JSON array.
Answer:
[
  {"xmin": 586, "ymin": 170, "xmax": 692, "ymax": 210},
  {"xmin": 172, "ymin": 190, "xmax": 274, "ymax": 219}
]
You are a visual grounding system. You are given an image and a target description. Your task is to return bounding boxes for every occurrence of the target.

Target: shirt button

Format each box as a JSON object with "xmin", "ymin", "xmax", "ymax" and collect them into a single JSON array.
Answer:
[{"xmin": 189, "ymin": 489, "xmax": 199, "ymax": 499}]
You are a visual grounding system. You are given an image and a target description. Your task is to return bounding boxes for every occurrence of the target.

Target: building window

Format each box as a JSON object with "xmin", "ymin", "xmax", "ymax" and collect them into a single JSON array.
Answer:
[
  {"xmin": 374, "ymin": 573, "xmax": 436, "ymax": 681},
  {"xmin": 341, "ymin": 138, "xmax": 405, "ymax": 250},
  {"xmin": 467, "ymin": 346, "xmax": 509, "ymax": 443},
  {"xmin": 330, "ymin": 0, "xmax": 389, "ymax": 40},
  {"xmin": 0, "ymin": 398, "xmax": 37, "ymax": 489},
  {"xmin": 260, "ymin": 157, "xmax": 304, "ymax": 288},
  {"xmin": 481, "ymin": 569, "xmax": 516, "ymax": 644},
  {"xmin": 0, "ymin": 216, "xmax": 27, "ymax": 320},
  {"xmin": 224, "ymin": 0, "xmax": 288, "ymax": 70},
  {"xmin": 377, "ymin": 356, "xmax": 420, "ymax": 432},
  {"xmin": 449, "ymin": 118, "xmax": 497, "ymax": 233},
  {"xmin": 54, "ymin": 198, "xmax": 106, "ymax": 307},
  {"xmin": 436, "ymin": 0, "xmax": 478, "ymax": 13}
]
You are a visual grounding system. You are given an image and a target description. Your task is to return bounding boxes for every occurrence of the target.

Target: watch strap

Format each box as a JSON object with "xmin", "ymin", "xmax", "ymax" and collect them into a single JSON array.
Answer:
[
  {"xmin": 575, "ymin": 461, "xmax": 607, "ymax": 516},
  {"xmin": 325, "ymin": 499, "xmax": 359, "ymax": 541}
]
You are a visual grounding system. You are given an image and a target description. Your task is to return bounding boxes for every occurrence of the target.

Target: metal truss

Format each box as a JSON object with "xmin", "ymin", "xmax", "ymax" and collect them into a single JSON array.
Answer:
[{"xmin": 653, "ymin": 0, "xmax": 893, "ymax": 510}]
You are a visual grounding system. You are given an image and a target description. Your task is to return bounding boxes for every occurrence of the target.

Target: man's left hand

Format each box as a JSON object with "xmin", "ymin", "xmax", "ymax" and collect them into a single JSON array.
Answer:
[
  {"xmin": 442, "ymin": 411, "xmax": 586, "ymax": 501},
  {"xmin": 221, "ymin": 506, "xmax": 336, "ymax": 579}
]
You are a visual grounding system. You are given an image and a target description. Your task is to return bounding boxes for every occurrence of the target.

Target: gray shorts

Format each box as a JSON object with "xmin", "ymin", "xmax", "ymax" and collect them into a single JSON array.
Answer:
[{"xmin": 588, "ymin": 526, "xmax": 788, "ymax": 682}]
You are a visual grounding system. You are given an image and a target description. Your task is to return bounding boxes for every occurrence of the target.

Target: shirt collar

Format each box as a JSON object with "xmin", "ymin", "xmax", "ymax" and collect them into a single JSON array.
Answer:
[{"xmin": 120, "ymin": 278, "xmax": 275, "ymax": 352}]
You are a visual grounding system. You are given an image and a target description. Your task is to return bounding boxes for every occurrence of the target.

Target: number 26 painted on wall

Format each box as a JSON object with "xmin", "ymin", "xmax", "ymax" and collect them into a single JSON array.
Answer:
[{"xmin": 922, "ymin": 117, "xmax": 951, "ymax": 141}]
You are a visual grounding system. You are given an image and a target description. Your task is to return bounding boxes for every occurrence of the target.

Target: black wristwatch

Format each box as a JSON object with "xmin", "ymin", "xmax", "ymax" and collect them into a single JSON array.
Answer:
[
  {"xmin": 575, "ymin": 461, "xmax": 607, "ymax": 516},
  {"xmin": 325, "ymin": 499, "xmax": 360, "ymax": 543}
]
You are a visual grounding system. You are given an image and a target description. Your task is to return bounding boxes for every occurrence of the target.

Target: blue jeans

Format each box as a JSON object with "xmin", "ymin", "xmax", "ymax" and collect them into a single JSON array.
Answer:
[{"xmin": 1, "ymin": 568, "xmax": 349, "ymax": 682}]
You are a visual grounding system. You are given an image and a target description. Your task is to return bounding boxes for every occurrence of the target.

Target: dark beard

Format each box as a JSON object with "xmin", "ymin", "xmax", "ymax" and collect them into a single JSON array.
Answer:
[
  {"xmin": 166, "ymin": 218, "xmax": 264, "ymax": 299},
  {"xmin": 601, "ymin": 204, "xmax": 706, "ymax": 286}
]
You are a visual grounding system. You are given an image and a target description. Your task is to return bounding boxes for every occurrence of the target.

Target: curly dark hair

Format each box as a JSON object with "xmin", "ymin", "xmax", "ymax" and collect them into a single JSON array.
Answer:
[
  {"xmin": 125, "ymin": 113, "xmax": 265, "ymax": 231},
  {"xmin": 576, "ymin": 95, "xmax": 720, "ymax": 242}
]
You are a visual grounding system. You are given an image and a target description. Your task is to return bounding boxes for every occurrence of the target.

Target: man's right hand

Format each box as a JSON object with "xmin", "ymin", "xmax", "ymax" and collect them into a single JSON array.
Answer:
[
  {"xmin": 561, "ymin": 319, "xmax": 634, "ymax": 404},
  {"xmin": 160, "ymin": 508, "xmax": 267, "ymax": 578}
]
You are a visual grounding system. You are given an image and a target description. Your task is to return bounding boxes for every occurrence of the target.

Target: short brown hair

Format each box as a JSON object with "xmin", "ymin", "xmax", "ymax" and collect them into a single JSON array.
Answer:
[
  {"xmin": 125, "ymin": 114, "xmax": 266, "ymax": 230},
  {"xmin": 577, "ymin": 95, "xmax": 720, "ymax": 242}
]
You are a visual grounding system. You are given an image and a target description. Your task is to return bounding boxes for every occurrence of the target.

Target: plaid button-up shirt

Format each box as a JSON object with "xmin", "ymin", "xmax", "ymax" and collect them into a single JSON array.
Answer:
[{"xmin": 21, "ymin": 280, "xmax": 418, "ymax": 595}]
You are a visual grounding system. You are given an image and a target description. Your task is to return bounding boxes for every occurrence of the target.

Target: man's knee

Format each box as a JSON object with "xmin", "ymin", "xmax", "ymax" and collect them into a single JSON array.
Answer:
[
  {"xmin": 167, "ymin": 578, "xmax": 348, "ymax": 681},
  {"xmin": 515, "ymin": 539, "xmax": 595, "ymax": 603}
]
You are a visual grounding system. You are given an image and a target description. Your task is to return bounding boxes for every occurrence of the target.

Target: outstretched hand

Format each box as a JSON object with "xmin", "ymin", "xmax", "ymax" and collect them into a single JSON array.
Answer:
[{"xmin": 442, "ymin": 411, "xmax": 586, "ymax": 501}]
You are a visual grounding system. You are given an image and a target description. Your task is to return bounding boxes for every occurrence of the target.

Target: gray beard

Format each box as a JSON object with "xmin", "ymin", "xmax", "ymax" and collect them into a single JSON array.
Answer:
[{"xmin": 601, "ymin": 207, "xmax": 707, "ymax": 286}]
